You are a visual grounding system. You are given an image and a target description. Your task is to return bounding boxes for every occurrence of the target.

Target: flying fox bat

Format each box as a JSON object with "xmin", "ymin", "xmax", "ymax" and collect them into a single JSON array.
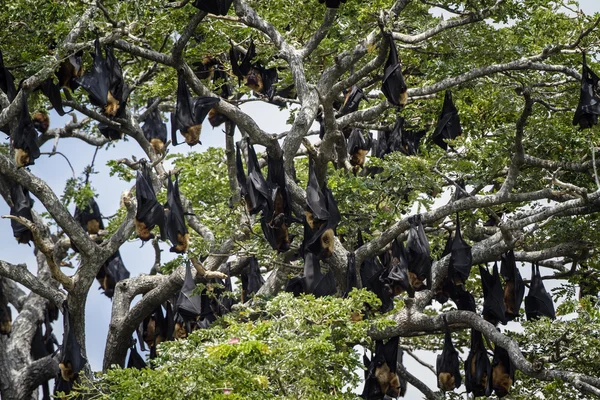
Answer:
[
  {"xmin": 13, "ymin": 94, "xmax": 41, "ymax": 168},
  {"xmin": 96, "ymin": 250, "xmax": 130, "ymax": 298},
  {"xmin": 449, "ymin": 215, "xmax": 472, "ymax": 285},
  {"xmin": 573, "ymin": 53, "xmax": 600, "ymax": 129},
  {"xmin": 56, "ymin": 50, "xmax": 83, "ymax": 90},
  {"xmin": 357, "ymin": 232, "xmax": 394, "ymax": 313},
  {"xmin": 383, "ymin": 239, "xmax": 413, "ymax": 298},
  {"xmin": 171, "ymin": 72, "xmax": 220, "ymax": 146},
  {"xmin": 340, "ymin": 85, "xmax": 365, "ymax": 115},
  {"xmin": 10, "ymin": 183, "xmax": 34, "ymax": 244},
  {"xmin": 127, "ymin": 340, "xmax": 147, "ymax": 369},
  {"xmin": 135, "ymin": 161, "xmax": 166, "ymax": 241},
  {"xmin": 241, "ymin": 257, "xmax": 265, "ymax": 302},
  {"xmin": 465, "ymin": 328, "xmax": 491, "ymax": 397},
  {"xmin": 500, "ymin": 250, "xmax": 525, "ymax": 320},
  {"xmin": 381, "ymin": 35, "xmax": 408, "ymax": 107},
  {"xmin": 525, "ymin": 263, "xmax": 556, "ymax": 320},
  {"xmin": 0, "ymin": 50, "xmax": 17, "ymax": 102},
  {"xmin": 58, "ymin": 305, "xmax": 87, "ymax": 390},
  {"xmin": 192, "ymin": 0, "xmax": 234, "ymax": 15},
  {"xmin": 437, "ymin": 316, "xmax": 462, "ymax": 391},
  {"xmin": 432, "ymin": 90, "xmax": 462, "ymax": 151},
  {"xmin": 347, "ymin": 128, "xmax": 373, "ymax": 173},
  {"xmin": 77, "ymin": 39, "xmax": 127, "ymax": 118},
  {"xmin": 318, "ymin": 0, "xmax": 347, "ymax": 7},
  {"xmin": 261, "ymin": 154, "xmax": 293, "ymax": 252},
  {"xmin": 486, "ymin": 342, "xmax": 514, "ymax": 397},
  {"xmin": 74, "ymin": 197, "xmax": 104, "ymax": 235},
  {"xmin": 303, "ymin": 159, "xmax": 340, "ymax": 259},
  {"xmin": 480, "ymin": 263, "xmax": 508, "ymax": 325},
  {"xmin": 362, "ymin": 336, "xmax": 404, "ymax": 398},
  {"xmin": 406, "ymin": 214, "xmax": 432, "ymax": 292},
  {"xmin": 165, "ymin": 175, "xmax": 189, "ymax": 254},
  {"xmin": 142, "ymin": 98, "xmax": 168, "ymax": 154}
]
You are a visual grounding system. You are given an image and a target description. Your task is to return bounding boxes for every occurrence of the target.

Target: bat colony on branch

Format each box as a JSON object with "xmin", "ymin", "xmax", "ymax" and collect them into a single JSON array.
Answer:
[{"xmin": 0, "ymin": 0, "xmax": 598, "ymax": 398}]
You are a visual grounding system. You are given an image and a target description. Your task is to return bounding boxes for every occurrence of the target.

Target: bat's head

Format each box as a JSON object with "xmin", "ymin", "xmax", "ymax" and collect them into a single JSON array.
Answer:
[
  {"xmin": 183, "ymin": 125, "xmax": 202, "ymax": 146},
  {"xmin": 150, "ymin": 138, "xmax": 165, "ymax": 154},
  {"xmin": 15, "ymin": 148, "xmax": 30, "ymax": 168},
  {"xmin": 245, "ymin": 68, "xmax": 264, "ymax": 93}
]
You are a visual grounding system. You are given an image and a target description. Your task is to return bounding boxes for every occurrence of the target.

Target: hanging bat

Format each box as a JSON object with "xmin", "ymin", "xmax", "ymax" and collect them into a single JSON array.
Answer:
[
  {"xmin": 59, "ymin": 305, "xmax": 87, "ymax": 386},
  {"xmin": 450, "ymin": 284, "xmax": 477, "ymax": 312},
  {"xmin": 347, "ymin": 128, "xmax": 372, "ymax": 173},
  {"xmin": 486, "ymin": 343, "xmax": 514, "ymax": 397},
  {"xmin": 357, "ymin": 232, "xmax": 394, "ymax": 313},
  {"xmin": 37, "ymin": 77, "xmax": 65, "ymax": 116},
  {"xmin": 13, "ymin": 94, "xmax": 41, "ymax": 168},
  {"xmin": 449, "ymin": 214, "xmax": 472, "ymax": 285},
  {"xmin": 96, "ymin": 250, "xmax": 130, "ymax": 298},
  {"xmin": 32, "ymin": 111, "xmax": 50, "ymax": 134},
  {"xmin": 339, "ymin": 85, "xmax": 365, "ymax": 115},
  {"xmin": 391, "ymin": 118, "xmax": 427, "ymax": 156},
  {"xmin": 176, "ymin": 262, "xmax": 203, "ymax": 321},
  {"xmin": 218, "ymin": 263, "xmax": 236, "ymax": 313},
  {"xmin": 500, "ymin": 250, "xmax": 525, "ymax": 320},
  {"xmin": 235, "ymin": 141, "xmax": 251, "ymax": 208},
  {"xmin": 480, "ymin": 263, "xmax": 508, "ymax": 325},
  {"xmin": 192, "ymin": 56, "xmax": 221, "ymax": 80},
  {"xmin": 344, "ymin": 252, "xmax": 358, "ymax": 297},
  {"xmin": 318, "ymin": 0, "xmax": 347, "ymax": 7},
  {"xmin": 192, "ymin": 0, "xmax": 234, "ymax": 15},
  {"xmin": 432, "ymin": 90, "xmax": 462, "ymax": 151},
  {"xmin": 381, "ymin": 35, "xmax": 408, "ymax": 107},
  {"xmin": 0, "ymin": 279, "xmax": 11, "ymax": 335},
  {"xmin": 383, "ymin": 239, "xmax": 413, "ymax": 298},
  {"xmin": 261, "ymin": 154, "xmax": 293, "ymax": 252},
  {"xmin": 406, "ymin": 214, "xmax": 432, "ymax": 292},
  {"xmin": 241, "ymin": 257, "xmax": 265, "ymax": 302},
  {"xmin": 573, "ymin": 53, "xmax": 600, "ymax": 130},
  {"xmin": 74, "ymin": 197, "xmax": 104, "ymax": 235},
  {"xmin": 362, "ymin": 336, "xmax": 403, "ymax": 398},
  {"xmin": 0, "ymin": 50, "xmax": 17, "ymax": 102},
  {"xmin": 164, "ymin": 174, "xmax": 189, "ymax": 254},
  {"xmin": 56, "ymin": 50, "xmax": 83, "ymax": 90},
  {"xmin": 245, "ymin": 65, "xmax": 278, "ymax": 99},
  {"xmin": 437, "ymin": 316, "xmax": 462, "ymax": 391},
  {"xmin": 230, "ymin": 39, "xmax": 256, "ymax": 86},
  {"xmin": 246, "ymin": 138, "xmax": 271, "ymax": 215},
  {"xmin": 10, "ymin": 183, "xmax": 34, "ymax": 244},
  {"xmin": 77, "ymin": 39, "xmax": 127, "ymax": 118},
  {"xmin": 140, "ymin": 305, "xmax": 168, "ymax": 358},
  {"xmin": 465, "ymin": 328, "xmax": 491, "ymax": 397},
  {"xmin": 135, "ymin": 161, "xmax": 166, "ymax": 241},
  {"xmin": 142, "ymin": 98, "xmax": 168, "ymax": 154},
  {"xmin": 525, "ymin": 263, "xmax": 556, "ymax": 320},
  {"xmin": 171, "ymin": 71, "xmax": 220, "ymax": 146},
  {"xmin": 304, "ymin": 252, "xmax": 337, "ymax": 297},
  {"xmin": 126, "ymin": 340, "xmax": 147, "ymax": 369},
  {"xmin": 303, "ymin": 158, "xmax": 340, "ymax": 258}
]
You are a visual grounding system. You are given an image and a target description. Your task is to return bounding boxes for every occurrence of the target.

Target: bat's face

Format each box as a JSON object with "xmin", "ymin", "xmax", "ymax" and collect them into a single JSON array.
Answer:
[
  {"xmin": 208, "ymin": 108, "xmax": 227, "ymax": 127},
  {"xmin": 173, "ymin": 232, "xmax": 189, "ymax": 254},
  {"xmin": 245, "ymin": 68, "xmax": 264, "ymax": 93},
  {"xmin": 104, "ymin": 91, "xmax": 120, "ymax": 117},
  {"xmin": 438, "ymin": 372, "xmax": 455, "ymax": 391},
  {"xmin": 182, "ymin": 124, "xmax": 202, "ymax": 146},
  {"xmin": 135, "ymin": 218, "xmax": 154, "ymax": 241},
  {"xmin": 15, "ymin": 148, "xmax": 30, "ymax": 168},
  {"xmin": 350, "ymin": 148, "xmax": 369, "ymax": 168},
  {"xmin": 150, "ymin": 138, "xmax": 165, "ymax": 154},
  {"xmin": 87, "ymin": 219, "xmax": 101, "ymax": 235},
  {"xmin": 59, "ymin": 361, "xmax": 75, "ymax": 381},
  {"xmin": 320, "ymin": 228, "xmax": 334, "ymax": 258}
]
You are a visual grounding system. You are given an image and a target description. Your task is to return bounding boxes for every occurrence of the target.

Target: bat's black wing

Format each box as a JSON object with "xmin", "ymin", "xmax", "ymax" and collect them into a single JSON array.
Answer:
[
  {"xmin": 77, "ymin": 38, "xmax": 109, "ymax": 109},
  {"xmin": 501, "ymin": 250, "xmax": 525, "ymax": 320},
  {"xmin": 235, "ymin": 141, "xmax": 249, "ymax": 199},
  {"xmin": 319, "ymin": 0, "xmax": 347, "ymax": 8},
  {"xmin": 406, "ymin": 214, "xmax": 432, "ymax": 290},
  {"xmin": 432, "ymin": 90, "xmax": 462, "ymax": 150},
  {"xmin": 437, "ymin": 317, "xmax": 462, "ymax": 391},
  {"xmin": 127, "ymin": 341, "xmax": 147, "ymax": 369},
  {"xmin": 305, "ymin": 158, "xmax": 329, "ymax": 221},
  {"xmin": 38, "ymin": 78, "xmax": 65, "ymax": 116},
  {"xmin": 385, "ymin": 239, "xmax": 412, "ymax": 296},
  {"xmin": 465, "ymin": 328, "xmax": 491, "ymax": 397},
  {"xmin": 573, "ymin": 54, "xmax": 600, "ymax": 129},
  {"xmin": 525, "ymin": 263, "xmax": 556, "ymax": 320},
  {"xmin": 486, "ymin": 343, "xmax": 514, "ymax": 397},
  {"xmin": 192, "ymin": 0, "xmax": 234, "ymax": 16},
  {"xmin": 165, "ymin": 175, "xmax": 188, "ymax": 253},
  {"xmin": 340, "ymin": 85, "xmax": 365, "ymax": 115},
  {"xmin": 171, "ymin": 72, "xmax": 195, "ymax": 146},
  {"xmin": 60, "ymin": 305, "xmax": 87, "ymax": 381},
  {"xmin": 10, "ymin": 183, "xmax": 34, "ymax": 244},
  {"xmin": 344, "ymin": 253, "xmax": 358, "ymax": 297},
  {"xmin": 13, "ymin": 95, "xmax": 41, "ymax": 166},
  {"xmin": 246, "ymin": 139, "xmax": 271, "ymax": 214},
  {"xmin": 142, "ymin": 98, "xmax": 167, "ymax": 148},
  {"xmin": 135, "ymin": 163, "xmax": 165, "ymax": 240},
  {"xmin": 381, "ymin": 35, "xmax": 407, "ymax": 107},
  {"xmin": 193, "ymin": 96, "xmax": 220, "ymax": 125},
  {"xmin": 449, "ymin": 216, "xmax": 472, "ymax": 285},
  {"xmin": 176, "ymin": 262, "xmax": 203, "ymax": 320},
  {"xmin": 450, "ymin": 284, "xmax": 476, "ymax": 312},
  {"xmin": 0, "ymin": 50, "xmax": 17, "ymax": 102},
  {"xmin": 102, "ymin": 250, "xmax": 130, "ymax": 298},
  {"xmin": 480, "ymin": 263, "xmax": 507, "ymax": 325}
]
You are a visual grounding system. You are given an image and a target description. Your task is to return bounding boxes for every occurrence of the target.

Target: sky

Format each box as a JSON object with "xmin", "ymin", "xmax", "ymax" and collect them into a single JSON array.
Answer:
[{"xmin": 1, "ymin": 1, "xmax": 599, "ymax": 398}]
